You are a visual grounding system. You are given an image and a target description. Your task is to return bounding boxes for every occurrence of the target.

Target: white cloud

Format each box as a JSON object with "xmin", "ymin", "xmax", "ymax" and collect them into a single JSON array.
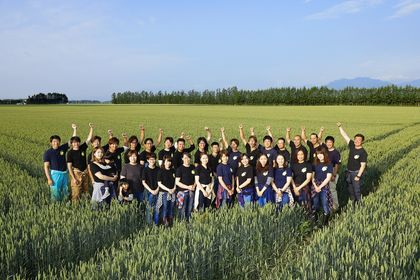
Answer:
[
  {"xmin": 306, "ymin": 0, "xmax": 382, "ymax": 20},
  {"xmin": 389, "ymin": 0, "xmax": 420, "ymax": 18}
]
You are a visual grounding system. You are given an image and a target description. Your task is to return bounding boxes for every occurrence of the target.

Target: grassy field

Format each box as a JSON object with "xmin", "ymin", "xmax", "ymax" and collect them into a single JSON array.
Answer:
[{"xmin": 0, "ymin": 105, "xmax": 419, "ymax": 279}]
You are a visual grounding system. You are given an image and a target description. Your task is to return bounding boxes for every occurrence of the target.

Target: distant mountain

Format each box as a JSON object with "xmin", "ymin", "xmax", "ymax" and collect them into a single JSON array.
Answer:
[
  {"xmin": 326, "ymin": 77, "xmax": 391, "ymax": 90},
  {"xmin": 398, "ymin": 79, "xmax": 420, "ymax": 87},
  {"xmin": 326, "ymin": 77, "xmax": 420, "ymax": 89}
]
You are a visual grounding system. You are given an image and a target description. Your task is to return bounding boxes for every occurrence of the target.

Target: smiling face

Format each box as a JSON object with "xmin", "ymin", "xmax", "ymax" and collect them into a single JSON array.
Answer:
[
  {"xmin": 164, "ymin": 139, "xmax": 173, "ymax": 149},
  {"xmin": 277, "ymin": 139, "xmax": 285, "ymax": 149},
  {"xmin": 326, "ymin": 140, "xmax": 334, "ymax": 149},
  {"xmin": 297, "ymin": 150, "xmax": 305, "ymax": 163},
  {"xmin": 317, "ymin": 152, "xmax": 325, "ymax": 162},
  {"xmin": 263, "ymin": 139, "xmax": 272, "ymax": 149},
  {"xmin": 92, "ymin": 139, "xmax": 100, "ymax": 148},
  {"xmin": 130, "ymin": 140, "xmax": 138, "ymax": 150},
  {"xmin": 293, "ymin": 136, "xmax": 301, "ymax": 147},
  {"xmin": 94, "ymin": 149, "xmax": 104, "ymax": 161},
  {"xmin": 276, "ymin": 154, "xmax": 285, "ymax": 167},
  {"xmin": 221, "ymin": 153, "xmax": 228, "ymax": 164},
  {"xmin": 147, "ymin": 157, "xmax": 156, "ymax": 167},
  {"xmin": 230, "ymin": 141, "xmax": 238, "ymax": 150},
  {"xmin": 177, "ymin": 141, "xmax": 185, "ymax": 151},
  {"xmin": 198, "ymin": 140, "xmax": 206, "ymax": 150},
  {"xmin": 200, "ymin": 154, "xmax": 209, "ymax": 165},
  {"xmin": 211, "ymin": 144, "xmax": 219, "ymax": 154},
  {"xmin": 182, "ymin": 154, "xmax": 190, "ymax": 165},
  {"xmin": 241, "ymin": 155, "xmax": 249, "ymax": 166},
  {"xmin": 51, "ymin": 139, "xmax": 60, "ymax": 149},
  {"xmin": 71, "ymin": 141, "xmax": 80, "ymax": 150},
  {"xmin": 249, "ymin": 137, "xmax": 256, "ymax": 147},
  {"xmin": 164, "ymin": 158, "xmax": 172, "ymax": 169},
  {"xmin": 109, "ymin": 143, "xmax": 118, "ymax": 152},
  {"xmin": 129, "ymin": 153, "xmax": 137, "ymax": 164},
  {"xmin": 144, "ymin": 140, "xmax": 153, "ymax": 151},
  {"xmin": 354, "ymin": 136, "xmax": 363, "ymax": 147},
  {"xmin": 259, "ymin": 154, "xmax": 268, "ymax": 167}
]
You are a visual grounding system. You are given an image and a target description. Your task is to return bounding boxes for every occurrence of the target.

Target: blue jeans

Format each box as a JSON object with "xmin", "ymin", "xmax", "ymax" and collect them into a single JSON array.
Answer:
[
  {"xmin": 157, "ymin": 192, "xmax": 175, "ymax": 220},
  {"xmin": 178, "ymin": 191, "xmax": 194, "ymax": 222},
  {"xmin": 146, "ymin": 192, "xmax": 158, "ymax": 225},
  {"xmin": 133, "ymin": 191, "xmax": 145, "ymax": 203},
  {"xmin": 346, "ymin": 170, "xmax": 363, "ymax": 203},
  {"xmin": 276, "ymin": 192, "xmax": 290, "ymax": 212},
  {"xmin": 312, "ymin": 188, "xmax": 329, "ymax": 215}
]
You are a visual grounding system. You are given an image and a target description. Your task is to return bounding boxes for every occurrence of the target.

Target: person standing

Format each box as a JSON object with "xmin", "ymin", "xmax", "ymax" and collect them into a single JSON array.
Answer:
[
  {"xmin": 43, "ymin": 124, "xmax": 77, "ymax": 202},
  {"xmin": 175, "ymin": 153, "xmax": 196, "ymax": 221},
  {"xmin": 325, "ymin": 136, "xmax": 341, "ymax": 211},
  {"xmin": 337, "ymin": 122, "xmax": 367, "ymax": 208},
  {"xmin": 67, "ymin": 123, "xmax": 94, "ymax": 202}
]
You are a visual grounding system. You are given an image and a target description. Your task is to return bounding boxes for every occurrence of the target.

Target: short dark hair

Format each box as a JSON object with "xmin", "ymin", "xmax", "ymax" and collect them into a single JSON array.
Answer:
[
  {"xmin": 92, "ymin": 135, "xmax": 101, "ymax": 143},
  {"xmin": 146, "ymin": 153, "xmax": 157, "ymax": 160},
  {"xmin": 325, "ymin": 136, "xmax": 335, "ymax": 143},
  {"xmin": 263, "ymin": 135, "xmax": 273, "ymax": 142},
  {"xmin": 182, "ymin": 152, "xmax": 191, "ymax": 158},
  {"xmin": 177, "ymin": 138, "xmax": 185, "ymax": 144},
  {"xmin": 354, "ymin": 134, "xmax": 365, "ymax": 142},
  {"xmin": 310, "ymin": 133, "xmax": 318, "ymax": 139},
  {"xmin": 277, "ymin": 137, "xmax": 286, "ymax": 143},
  {"xmin": 230, "ymin": 138, "xmax": 240, "ymax": 146},
  {"xmin": 50, "ymin": 135, "xmax": 61, "ymax": 142},
  {"xmin": 164, "ymin": 137, "xmax": 174, "ymax": 144},
  {"xmin": 119, "ymin": 178, "xmax": 129, "ymax": 187},
  {"xmin": 211, "ymin": 141, "xmax": 219, "ymax": 147},
  {"xmin": 108, "ymin": 137, "xmax": 119, "ymax": 145},
  {"xmin": 248, "ymin": 135, "xmax": 257, "ymax": 142},
  {"xmin": 161, "ymin": 155, "xmax": 173, "ymax": 169},
  {"xmin": 144, "ymin": 138, "xmax": 154, "ymax": 144},
  {"xmin": 219, "ymin": 149, "xmax": 229, "ymax": 157},
  {"xmin": 128, "ymin": 135, "xmax": 138, "ymax": 143},
  {"xmin": 70, "ymin": 136, "xmax": 81, "ymax": 143}
]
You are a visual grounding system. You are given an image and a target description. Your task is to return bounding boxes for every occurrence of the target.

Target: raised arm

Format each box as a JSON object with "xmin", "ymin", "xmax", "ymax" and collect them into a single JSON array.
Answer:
[
  {"xmin": 205, "ymin": 127, "xmax": 212, "ymax": 142},
  {"xmin": 220, "ymin": 127, "xmax": 228, "ymax": 149},
  {"xmin": 318, "ymin": 127, "xmax": 324, "ymax": 143},
  {"xmin": 156, "ymin": 128, "xmax": 163, "ymax": 147},
  {"xmin": 121, "ymin": 133, "xmax": 129, "ymax": 147},
  {"xmin": 69, "ymin": 123, "xmax": 77, "ymax": 146},
  {"xmin": 85, "ymin": 123, "xmax": 94, "ymax": 144},
  {"xmin": 139, "ymin": 124, "xmax": 145, "ymax": 144},
  {"xmin": 301, "ymin": 126, "xmax": 307, "ymax": 143},
  {"xmin": 239, "ymin": 124, "xmax": 247, "ymax": 146},
  {"xmin": 337, "ymin": 122, "xmax": 351, "ymax": 144},
  {"xmin": 286, "ymin": 128, "xmax": 291, "ymax": 144},
  {"xmin": 107, "ymin": 129, "xmax": 113, "ymax": 139},
  {"xmin": 266, "ymin": 126, "xmax": 273, "ymax": 138}
]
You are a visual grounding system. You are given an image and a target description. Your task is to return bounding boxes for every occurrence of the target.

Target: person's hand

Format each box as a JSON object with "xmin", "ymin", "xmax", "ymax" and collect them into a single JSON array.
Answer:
[
  {"xmin": 47, "ymin": 178, "xmax": 54, "ymax": 186},
  {"xmin": 266, "ymin": 126, "xmax": 271, "ymax": 131},
  {"xmin": 170, "ymin": 189, "xmax": 175, "ymax": 194},
  {"xmin": 107, "ymin": 129, "xmax": 113, "ymax": 135},
  {"xmin": 301, "ymin": 126, "xmax": 306, "ymax": 131},
  {"xmin": 336, "ymin": 122, "xmax": 342, "ymax": 128},
  {"xmin": 122, "ymin": 132, "xmax": 127, "ymax": 138},
  {"xmin": 315, "ymin": 186, "xmax": 321, "ymax": 193},
  {"xmin": 72, "ymin": 178, "xmax": 79, "ymax": 185},
  {"xmin": 276, "ymin": 190, "xmax": 282, "ymax": 195},
  {"xmin": 355, "ymin": 176, "xmax": 360, "ymax": 182},
  {"xmin": 239, "ymin": 124, "xmax": 243, "ymax": 129},
  {"xmin": 320, "ymin": 127, "xmax": 325, "ymax": 132},
  {"xmin": 72, "ymin": 123, "xmax": 77, "ymax": 129},
  {"xmin": 139, "ymin": 124, "xmax": 145, "ymax": 131},
  {"xmin": 204, "ymin": 126, "xmax": 210, "ymax": 131},
  {"xmin": 112, "ymin": 175, "xmax": 118, "ymax": 181},
  {"xmin": 249, "ymin": 127, "xmax": 254, "ymax": 133},
  {"xmin": 286, "ymin": 128, "xmax": 291, "ymax": 133},
  {"xmin": 89, "ymin": 122, "xmax": 94, "ymax": 128},
  {"xmin": 180, "ymin": 132, "xmax": 185, "ymax": 138},
  {"xmin": 185, "ymin": 135, "xmax": 192, "ymax": 141},
  {"xmin": 220, "ymin": 127, "xmax": 225, "ymax": 133},
  {"xmin": 293, "ymin": 187, "xmax": 300, "ymax": 196}
]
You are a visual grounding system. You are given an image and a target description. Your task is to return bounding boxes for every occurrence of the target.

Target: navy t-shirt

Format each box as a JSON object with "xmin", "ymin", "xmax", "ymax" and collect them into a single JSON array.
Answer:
[
  {"xmin": 246, "ymin": 143, "xmax": 261, "ymax": 168},
  {"xmin": 274, "ymin": 167, "xmax": 292, "ymax": 189},
  {"xmin": 255, "ymin": 168, "xmax": 273, "ymax": 189},
  {"xmin": 259, "ymin": 146, "xmax": 278, "ymax": 166},
  {"xmin": 313, "ymin": 163, "xmax": 333, "ymax": 183},
  {"xmin": 328, "ymin": 149, "xmax": 341, "ymax": 167},
  {"xmin": 306, "ymin": 140, "xmax": 327, "ymax": 164},
  {"xmin": 43, "ymin": 143, "xmax": 69, "ymax": 171},
  {"xmin": 237, "ymin": 165, "xmax": 254, "ymax": 193},
  {"xmin": 216, "ymin": 163, "xmax": 233, "ymax": 185},
  {"xmin": 227, "ymin": 147, "xmax": 241, "ymax": 176}
]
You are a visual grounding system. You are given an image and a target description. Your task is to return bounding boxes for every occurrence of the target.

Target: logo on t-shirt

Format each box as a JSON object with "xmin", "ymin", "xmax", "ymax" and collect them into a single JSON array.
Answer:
[
  {"xmin": 218, "ymin": 159, "xmax": 221, "ymax": 163},
  {"xmin": 191, "ymin": 170, "xmax": 195, "ymax": 175},
  {"xmin": 263, "ymin": 171, "xmax": 268, "ymax": 176},
  {"xmin": 250, "ymin": 156, "xmax": 254, "ymax": 160},
  {"xmin": 241, "ymin": 172, "xmax": 246, "ymax": 177},
  {"xmin": 81, "ymin": 152, "xmax": 85, "ymax": 156},
  {"xmin": 60, "ymin": 151, "xmax": 64, "ymax": 156},
  {"xmin": 322, "ymin": 166, "xmax": 328, "ymax": 172},
  {"xmin": 233, "ymin": 156, "xmax": 238, "ymax": 161},
  {"xmin": 282, "ymin": 171, "xmax": 287, "ymax": 176},
  {"xmin": 301, "ymin": 167, "xmax": 307, "ymax": 173},
  {"xmin": 354, "ymin": 155, "xmax": 360, "ymax": 159},
  {"xmin": 118, "ymin": 155, "xmax": 121, "ymax": 160},
  {"xmin": 230, "ymin": 168, "xmax": 233, "ymax": 173},
  {"xmin": 172, "ymin": 174, "xmax": 175, "ymax": 178},
  {"xmin": 267, "ymin": 154, "xmax": 271, "ymax": 157}
]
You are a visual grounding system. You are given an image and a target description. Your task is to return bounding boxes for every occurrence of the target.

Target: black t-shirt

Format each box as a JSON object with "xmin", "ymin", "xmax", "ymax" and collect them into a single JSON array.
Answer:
[
  {"xmin": 289, "ymin": 141, "xmax": 308, "ymax": 165},
  {"xmin": 142, "ymin": 166, "xmax": 159, "ymax": 191},
  {"xmin": 227, "ymin": 146, "xmax": 241, "ymax": 176},
  {"xmin": 194, "ymin": 149, "xmax": 208, "ymax": 165},
  {"xmin": 121, "ymin": 163, "xmax": 144, "ymax": 192},
  {"xmin": 158, "ymin": 146, "xmax": 175, "ymax": 161},
  {"xmin": 43, "ymin": 143, "xmax": 69, "ymax": 172},
  {"xmin": 292, "ymin": 162, "xmax": 312, "ymax": 185},
  {"xmin": 274, "ymin": 147, "xmax": 291, "ymax": 164},
  {"xmin": 208, "ymin": 153, "xmax": 220, "ymax": 175},
  {"xmin": 246, "ymin": 143, "xmax": 261, "ymax": 168},
  {"xmin": 105, "ymin": 147, "xmax": 126, "ymax": 172},
  {"xmin": 173, "ymin": 144, "xmax": 196, "ymax": 169},
  {"xmin": 347, "ymin": 140, "xmax": 368, "ymax": 171},
  {"xmin": 139, "ymin": 146, "xmax": 157, "ymax": 165},
  {"xmin": 306, "ymin": 140, "xmax": 327, "ymax": 164},
  {"xmin": 157, "ymin": 168, "xmax": 176, "ymax": 192},
  {"xmin": 66, "ymin": 143, "xmax": 88, "ymax": 171},
  {"xmin": 90, "ymin": 162, "xmax": 114, "ymax": 183},
  {"xmin": 175, "ymin": 164, "xmax": 195, "ymax": 191},
  {"xmin": 195, "ymin": 165, "xmax": 212, "ymax": 184},
  {"xmin": 237, "ymin": 165, "xmax": 254, "ymax": 192}
]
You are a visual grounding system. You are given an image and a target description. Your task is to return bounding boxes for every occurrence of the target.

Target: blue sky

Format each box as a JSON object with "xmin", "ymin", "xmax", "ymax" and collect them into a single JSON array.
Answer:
[{"xmin": 0, "ymin": 0, "xmax": 419, "ymax": 101}]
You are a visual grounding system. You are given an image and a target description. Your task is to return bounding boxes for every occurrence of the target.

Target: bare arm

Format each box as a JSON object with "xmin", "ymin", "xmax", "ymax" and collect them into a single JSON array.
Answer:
[
  {"xmin": 158, "ymin": 181, "xmax": 172, "ymax": 192},
  {"xmin": 286, "ymin": 128, "xmax": 291, "ymax": 144},
  {"xmin": 266, "ymin": 126, "xmax": 273, "ymax": 138},
  {"xmin": 205, "ymin": 127, "xmax": 212, "ymax": 142},
  {"xmin": 239, "ymin": 178, "xmax": 252, "ymax": 189},
  {"xmin": 356, "ymin": 162, "xmax": 367, "ymax": 181},
  {"xmin": 44, "ymin": 162, "xmax": 53, "ymax": 186},
  {"xmin": 298, "ymin": 173, "xmax": 312, "ymax": 190},
  {"xmin": 175, "ymin": 177, "xmax": 192, "ymax": 191},
  {"xmin": 301, "ymin": 127, "xmax": 307, "ymax": 143},
  {"xmin": 239, "ymin": 124, "xmax": 247, "ymax": 146},
  {"xmin": 281, "ymin": 177, "xmax": 293, "ymax": 192},
  {"xmin": 67, "ymin": 162, "xmax": 79, "ymax": 185},
  {"xmin": 122, "ymin": 133, "xmax": 129, "ymax": 147},
  {"xmin": 318, "ymin": 127, "xmax": 324, "ymax": 143},
  {"xmin": 139, "ymin": 124, "xmax": 145, "ymax": 144},
  {"xmin": 85, "ymin": 123, "xmax": 94, "ymax": 144},
  {"xmin": 220, "ymin": 127, "xmax": 228, "ymax": 148},
  {"xmin": 156, "ymin": 128, "xmax": 163, "ymax": 147},
  {"xmin": 337, "ymin": 122, "xmax": 351, "ymax": 144}
]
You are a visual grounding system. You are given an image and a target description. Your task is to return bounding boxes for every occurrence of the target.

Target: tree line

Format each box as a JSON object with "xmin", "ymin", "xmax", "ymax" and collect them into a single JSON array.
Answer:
[
  {"xmin": 26, "ymin": 93, "xmax": 68, "ymax": 104},
  {"xmin": 111, "ymin": 86, "xmax": 420, "ymax": 106}
]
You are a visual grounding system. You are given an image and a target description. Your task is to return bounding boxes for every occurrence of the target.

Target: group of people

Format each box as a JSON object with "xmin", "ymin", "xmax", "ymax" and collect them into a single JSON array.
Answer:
[{"xmin": 43, "ymin": 123, "xmax": 367, "ymax": 226}]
